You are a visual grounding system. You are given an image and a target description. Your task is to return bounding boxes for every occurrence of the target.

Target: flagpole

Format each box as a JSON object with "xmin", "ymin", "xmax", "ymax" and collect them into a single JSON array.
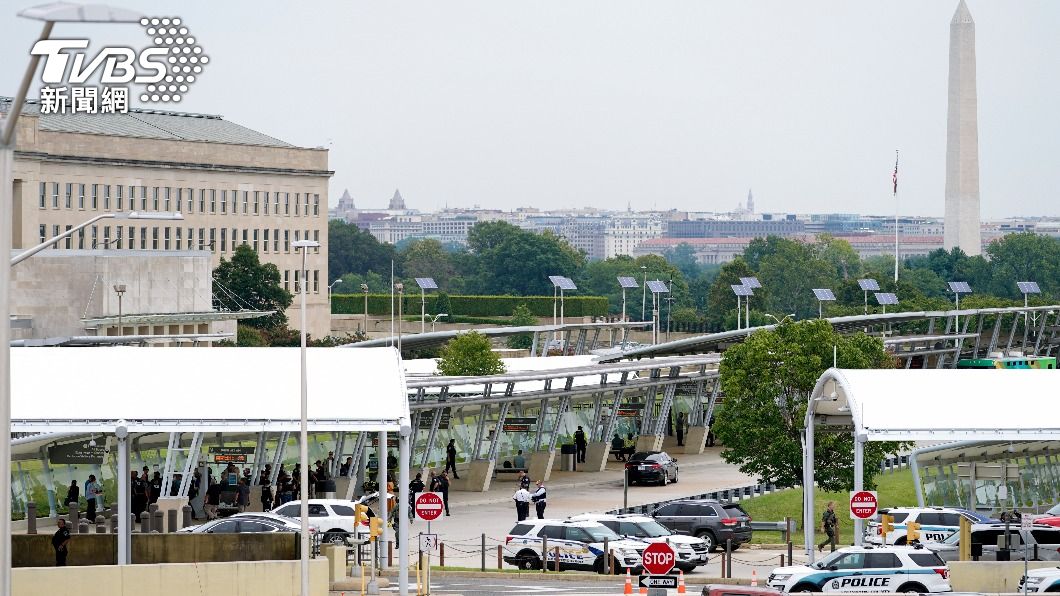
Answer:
[{"xmin": 893, "ymin": 150, "xmax": 899, "ymax": 283}]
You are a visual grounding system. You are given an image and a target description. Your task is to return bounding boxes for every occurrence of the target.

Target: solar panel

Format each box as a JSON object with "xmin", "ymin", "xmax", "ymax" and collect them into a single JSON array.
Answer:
[
  {"xmin": 549, "ymin": 275, "xmax": 577, "ymax": 290},
  {"xmin": 646, "ymin": 280, "xmax": 670, "ymax": 294},
  {"xmin": 414, "ymin": 277, "xmax": 438, "ymax": 290},
  {"xmin": 730, "ymin": 284, "xmax": 753, "ymax": 297},
  {"xmin": 617, "ymin": 276, "xmax": 639, "ymax": 289},
  {"xmin": 857, "ymin": 278, "xmax": 880, "ymax": 291},
  {"xmin": 1017, "ymin": 281, "xmax": 1041, "ymax": 294},
  {"xmin": 948, "ymin": 281, "xmax": 972, "ymax": 294},
  {"xmin": 812, "ymin": 288, "xmax": 836, "ymax": 301},
  {"xmin": 739, "ymin": 277, "xmax": 762, "ymax": 289},
  {"xmin": 874, "ymin": 292, "xmax": 899, "ymax": 305}
]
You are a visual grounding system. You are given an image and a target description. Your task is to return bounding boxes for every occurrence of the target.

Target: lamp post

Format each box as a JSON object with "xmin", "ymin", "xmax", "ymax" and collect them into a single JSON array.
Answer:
[
  {"xmin": 765, "ymin": 313, "xmax": 795, "ymax": 326},
  {"xmin": 640, "ymin": 265, "xmax": 648, "ymax": 321},
  {"xmin": 327, "ymin": 278, "xmax": 341, "ymax": 314},
  {"xmin": 361, "ymin": 283, "xmax": 369, "ymax": 335},
  {"xmin": 2, "ymin": 4, "xmax": 142, "ymax": 591},
  {"xmin": 293, "ymin": 239, "xmax": 320, "ymax": 596},
  {"xmin": 113, "ymin": 284, "xmax": 126, "ymax": 336},
  {"xmin": 430, "ymin": 313, "xmax": 448, "ymax": 332},
  {"xmin": 395, "ymin": 282, "xmax": 404, "ymax": 354},
  {"xmin": 11, "ymin": 211, "xmax": 183, "ymax": 266}
]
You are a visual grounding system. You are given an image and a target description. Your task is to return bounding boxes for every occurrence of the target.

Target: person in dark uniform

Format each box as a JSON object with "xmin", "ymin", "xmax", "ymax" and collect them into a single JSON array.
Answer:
[
  {"xmin": 676, "ymin": 412, "xmax": 686, "ymax": 447},
  {"xmin": 408, "ymin": 473, "xmax": 425, "ymax": 521},
  {"xmin": 260, "ymin": 474, "xmax": 273, "ymax": 512},
  {"xmin": 150, "ymin": 472, "xmax": 163, "ymax": 504},
  {"xmin": 444, "ymin": 440, "xmax": 460, "ymax": 479},
  {"xmin": 130, "ymin": 471, "xmax": 147, "ymax": 522},
  {"xmin": 52, "ymin": 518, "xmax": 71, "ymax": 566},
  {"xmin": 431, "ymin": 471, "xmax": 451, "ymax": 516},
  {"xmin": 65, "ymin": 480, "xmax": 79, "ymax": 513},
  {"xmin": 530, "ymin": 481, "xmax": 547, "ymax": 519},
  {"xmin": 818, "ymin": 500, "xmax": 838, "ymax": 552},
  {"xmin": 574, "ymin": 426, "xmax": 587, "ymax": 463},
  {"xmin": 517, "ymin": 470, "xmax": 531, "ymax": 491}
]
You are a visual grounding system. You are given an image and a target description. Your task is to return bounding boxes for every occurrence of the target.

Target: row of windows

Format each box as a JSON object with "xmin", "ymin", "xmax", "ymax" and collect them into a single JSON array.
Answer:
[
  {"xmin": 38, "ymin": 182, "xmax": 321, "ymax": 217},
  {"xmin": 38, "ymin": 224, "xmax": 320, "ymax": 256},
  {"xmin": 282, "ymin": 269, "xmax": 322, "ymax": 294}
]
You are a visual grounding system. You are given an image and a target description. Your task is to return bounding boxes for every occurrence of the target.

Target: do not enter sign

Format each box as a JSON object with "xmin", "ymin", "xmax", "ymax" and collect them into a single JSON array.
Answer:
[
  {"xmin": 849, "ymin": 490, "xmax": 878, "ymax": 520},
  {"xmin": 415, "ymin": 492, "xmax": 444, "ymax": 522},
  {"xmin": 641, "ymin": 542, "xmax": 676, "ymax": 575}
]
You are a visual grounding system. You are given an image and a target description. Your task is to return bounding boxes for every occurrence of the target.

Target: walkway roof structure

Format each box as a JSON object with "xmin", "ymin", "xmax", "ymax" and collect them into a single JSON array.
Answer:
[
  {"xmin": 10, "ymin": 346, "xmax": 410, "ymax": 433},
  {"xmin": 344, "ymin": 321, "xmax": 651, "ymax": 351}
]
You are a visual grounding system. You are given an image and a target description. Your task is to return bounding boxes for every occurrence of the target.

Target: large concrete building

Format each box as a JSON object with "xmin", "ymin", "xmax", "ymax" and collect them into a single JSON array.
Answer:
[
  {"xmin": 944, "ymin": 0, "xmax": 982, "ymax": 255},
  {"xmin": 2, "ymin": 99, "xmax": 332, "ymax": 338}
]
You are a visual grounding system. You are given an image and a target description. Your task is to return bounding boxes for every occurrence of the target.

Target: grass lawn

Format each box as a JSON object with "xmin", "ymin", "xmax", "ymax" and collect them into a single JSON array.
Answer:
[{"xmin": 739, "ymin": 469, "xmax": 918, "ymax": 545}]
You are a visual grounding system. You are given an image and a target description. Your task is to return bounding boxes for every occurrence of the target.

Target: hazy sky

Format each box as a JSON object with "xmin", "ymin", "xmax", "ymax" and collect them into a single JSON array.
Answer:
[{"xmin": 2, "ymin": 1, "xmax": 1058, "ymax": 218}]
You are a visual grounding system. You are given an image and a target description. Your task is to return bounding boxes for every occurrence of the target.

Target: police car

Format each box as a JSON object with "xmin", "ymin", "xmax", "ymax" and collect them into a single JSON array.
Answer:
[
  {"xmin": 569, "ymin": 513, "xmax": 709, "ymax": 572},
  {"xmin": 767, "ymin": 544, "xmax": 952, "ymax": 593},
  {"xmin": 1019, "ymin": 566, "xmax": 1060, "ymax": 593},
  {"xmin": 866, "ymin": 507, "xmax": 993, "ymax": 545},
  {"xmin": 504, "ymin": 519, "xmax": 647, "ymax": 572}
]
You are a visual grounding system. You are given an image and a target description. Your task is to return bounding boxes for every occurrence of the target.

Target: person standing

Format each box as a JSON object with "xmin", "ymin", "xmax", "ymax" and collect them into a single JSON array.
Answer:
[
  {"xmin": 676, "ymin": 412, "xmax": 686, "ymax": 447},
  {"xmin": 409, "ymin": 473, "xmax": 425, "ymax": 521},
  {"xmin": 432, "ymin": 471, "xmax": 451, "ymax": 516},
  {"xmin": 611, "ymin": 434, "xmax": 626, "ymax": 461},
  {"xmin": 530, "ymin": 481, "xmax": 547, "ymax": 519},
  {"xmin": 517, "ymin": 470, "xmax": 531, "ymax": 491},
  {"xmin": 150, "ymin": 472, "xmax": 163, "ymax": 504},
  {"xmin": 444, "ymin": 439, "xmax": 460, "ymax": 479},
  {"xmin": 130, "ymin": 471, "xmax": 147, "ymax": 522},
  {"xmin": 513, "ymin": 450, "xmax": 526, "ymax": 469},
  {"xmin": 236, "ymin": 478, "xmax": 250, "ymax": 513},
  {"xmin": 52, "ymin": 518, "xmax": 71, "ymax": 566},
  {"xmin": 818, "ymin": 500, "xmax": 838, "ymax": 553},
  {"xmin": 513, "ymin": 486, "xmax": 531, "ymax": 521},
  {"xmin": 65, "ymin": 480, "xmax": 79, "ymax": 513},
  {"xmin": 260, "ymin": 474, "xmax": 274, "ymax": 512},
  {"xmin": 574, "ymin": 426, "xmax": 587, "ymax": 464},
  {"xmin": 84, "ymin": 475, "xmax": 102, "ymax": 522}
]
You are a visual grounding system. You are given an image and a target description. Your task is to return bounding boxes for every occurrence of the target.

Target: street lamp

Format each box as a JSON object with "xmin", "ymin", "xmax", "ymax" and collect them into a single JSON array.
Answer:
[
  {"xmin": 1, "ymin": 1, "xmax": 143, "ymax": 584},
  {"xmin": 764, "ymin": 313, "xmax": 794, "ymax": 325},
  {"xmin": 327, "ymin": 278, "xmax": 341, "ymax": 315},
  {"xmin": 617, "ymin": 276, "xmax": 638, "ymax": 341},
  {"xmin": 395, "ymin": 282, "xmax": 404, "ymax": 354},
  {"xmin": 11, "ymin": 211, "xmax": 183, "ymax": 266},
  {"xmin": 640, "ymin": 265, "xmax": 648, "ymax": 321},
  {"xmin": 429, "ymin": 313, "xmax": 448, "ymax": 332},
  {"xmin": 113, "ymin": 284, "xmax": 126, "ymax": 336},
  {"xmin": 413, "ymin": 277, "xmax": 437, "ymax": 334},
  {"xmin": 292, "ymin": 238, "xmax": 320, "ymax": 596},
  {"xmin": 360, "ymin": 283, "xmax": 369, "ymax": 335}
]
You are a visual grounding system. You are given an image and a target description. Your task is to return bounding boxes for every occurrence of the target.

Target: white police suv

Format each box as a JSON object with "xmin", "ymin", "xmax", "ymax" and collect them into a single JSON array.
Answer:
[
  {"xmin": 569, "ymin": 513, "xmax": 709, "ymax": 572},
  {"xmin": 504, "ymin": 519, "xmax": 647, "ymax": 572},
  {"xmin": 866, "ymin": 507, "xmax": 993, "ymax": 546},
  {"xmin": 1020, "ymin": 566, "xmax": 1060, "ymax": 592},
  {"xmin": 768, "ymin": 544, "xmax": 952, "ymax": 593}
]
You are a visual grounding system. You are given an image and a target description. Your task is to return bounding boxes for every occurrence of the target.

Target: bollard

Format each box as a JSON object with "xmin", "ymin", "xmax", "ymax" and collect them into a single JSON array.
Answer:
[
  {"xmin": 780, "ymin": 553, "xmax": 785, "ymax": 567},
  {"xmin": 542, "ymin": 536, "xmax": 548, "ymax": 573},
  {"xmin": 603, "ymin": 538, "xmax": 609, "ymax": 574},
  {"xmin": 553, "ymin": 546, "xmax": 560, "ymax": 572},
  {"xmin": 481, "ymin": 533, "xmax": 486, "ymax": 572},
  {"xmin": 787, "ymin": 540, "xmax": 794, "ymax": 566},
  {"xmin": 725, "ymin": 538, "xmax": 732, "ymax": 579},
  {"xmin": 181, "ymin": 505, "xmax": 192, "ymax": 528},
  {"xmin": 612, "ymin": 552, "xmax": 618, "ymax": 575},
  {"xmin": 69, "ymin": 503, "xmax": 80, "ymax": 534},
  {"xmin": 152, "ymin": 510, "xmax": 164, "ymax": 533},
  {"xmin": 79, "ymin": 520, "xmax": 89, "ymax": 534},
  {"xmin": 149, "ymin": 502, "xmax": 159, "ymax": 514},
  {"xmin": 388, "ymin": 541, "xmax": 393, "ymax": 567},
  {"xmin": 139, "ymin": 512, "xmax": 150, "ymax": 533},
  {"xmin": 167, "ymin": 509, "xmax": 178, "ymax": 534},
  {"xmin": 109, "ymin": 514, "xmax": 118, "ymax": 534},
  {"xmin": 720, "ymin": 551, "xmax": 725, "ymax": 578},
  {"xmin": 26, "ymin": 503, "xmax": 36, "ymax": 535},
  {"xmin": 96, "ymin": 517, "xmax": 106, "ymax": 534},
  {"xmin": 439, "ymin": 542, "xmax": 445, "ymax": 567},
  {"xmin": 784, "ymin": 516, "xmax": 792, "ymax": 544},
  {"xmin": 497, "ymin": 544, "xmax": 502, "ymax": 570}
]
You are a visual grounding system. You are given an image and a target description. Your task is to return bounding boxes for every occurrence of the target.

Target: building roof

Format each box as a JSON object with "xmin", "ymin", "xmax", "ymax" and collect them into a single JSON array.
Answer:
[{"xmin": 0, "ymin": 97, "xmax": 293, "ymax": 148}]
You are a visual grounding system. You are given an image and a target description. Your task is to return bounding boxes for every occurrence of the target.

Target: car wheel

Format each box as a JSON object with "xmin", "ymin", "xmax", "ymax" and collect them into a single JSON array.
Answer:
[
  {"xmin": 323, "ymin": 530, "xmax": 348, "ymax": 545},
  {"xmin": 789, "ymin": 583, "xmax": 821, "ymax": 593},
  {"xmin": 517, "ymin": 549, "xmax": 541, "ymax": 570},
  {"xmin": 675, "ymin": 563, "xmax": 695, "ymax": 573},
  {"xmin": 896, "ymin": 582, "xmax": 926, "ymax": 593},
  {"xmin": 730, "ymin": 543, "xmax": 740, "ymax": 551},
  {"xmin": 671, "ymin": 469, "xmax": 678, "ymax": 483},
  {"xmin": 593, "ymin": 555, "xmax": 606, "ymax": 574},
  {"xmin": 661, "ymin": 472, "xmax": 668, "ymax": 486},
  {"xmin": 695, "ymin": 531, "xmax": 716, "ymax": 552},
  {"xmin": 894, "ymin": 536, "xmax": 907, "ymax": 545}
]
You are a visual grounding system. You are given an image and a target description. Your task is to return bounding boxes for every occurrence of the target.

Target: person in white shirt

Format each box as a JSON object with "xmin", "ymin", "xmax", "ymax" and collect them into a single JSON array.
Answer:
[
  {"xmin": 530, "ymin": 481, "xmax": 547, "ymax": 519},
  {"xmin": 513, "ymin": 487, "xmax": 532, "ymax": 521}
]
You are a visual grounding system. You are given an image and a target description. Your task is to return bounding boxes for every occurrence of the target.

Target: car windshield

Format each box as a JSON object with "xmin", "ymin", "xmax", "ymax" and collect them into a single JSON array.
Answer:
[
  {"xmin": 941, "ymin": 531, "xmax": 961, "ymax": 545},
  {"xmin": 583, "ymin": 525, "xmax": 622, "ymax": 542},
  {"xmin": 814, "ymin": 549, "xmax": 848, "ymax": 569},
  {"xmin": 629, "ymin": 452, "xmax": 653, "ymax": 462},
  {"xmin": 1047, "ymin": 503, "xmax": 1060, "ymax": 516},
  {"xmin": 636, "ymin": 521, "xmax": 673, "ymax": 537}
]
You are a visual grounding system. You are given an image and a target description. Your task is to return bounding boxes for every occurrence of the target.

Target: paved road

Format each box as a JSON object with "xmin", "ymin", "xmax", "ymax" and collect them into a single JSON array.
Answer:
[{"xmin": 379, "ymin": 576, "xmax": 663, "ymax": 596}]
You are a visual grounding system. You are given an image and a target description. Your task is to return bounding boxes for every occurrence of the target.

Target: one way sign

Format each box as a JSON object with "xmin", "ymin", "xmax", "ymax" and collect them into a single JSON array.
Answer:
[{"xmin": 639, "ymin": 575, "xmax": 678, "ymax": 589}]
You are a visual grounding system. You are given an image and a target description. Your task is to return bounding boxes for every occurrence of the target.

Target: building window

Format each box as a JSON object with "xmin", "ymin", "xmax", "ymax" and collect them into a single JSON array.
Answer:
[
  {"xmin": 210, "ymin": 228, "xmax": 216, "ymax": 251},
  {"xmin": 313, "ymin": 230, "xmax": 320, "ymax": 253},
  {"xmin": 313, "ymin": 194, "xmax": 320, "ymax": 216},
  {"xmin": 284, "ymin": 230, "xmax": 290, "ymax": 252},
  {"xmin": 175, "ymin": 227, "xmax": 182, "ymax": 249},
  {"xmin": 254, "ymin": 191, "xmax": 260, "ymax": 215},
  {"xmin": 295, "ymin": 230, "xmax": 300, "ymax": 244},
  {"xmin": 116, "ymin": 185, "xmax": 123, "ymax": 211},
  {"xmin": 51, "ymin": 182, "xmax": 59, "ymax": 208},
  {"xmin": 140, "ymin": 186, "xmax": 147, "ymax": 210},
  {"xmin": 39, "ymin": 182, "xmax": 46, "ymax": 209},
  {"xmin": 313, "ymin": 270, "xmax": 319, "ymax": 293},
  {"xmin": 127, "ymin": 226, "xmax": 135, "ymax": 249},
  {"xmin": 164, "ymin": 227, "xmax": 171, "ymax": 250},
  {"xmin": 284, "ymin": 193, "xmax": 290, "ymax": 215},
  {"xmin": 221, "ymin": 228, "xmax": 227, "ymax": 252},
  {"xmin": 39, "ymin": 224, "xmax": 46, "ymax": 243},
  {"xmin": 252, "ymin": 229, "xmax": 258, "ymax": 252},
  {"xmin": 65, "ymin": 183, "xmax": 72, "ymax": 208},
  {"xmin": 103, "ymin": 226, "xmax": 110, "ymax": 248},
  {"xmin": 186, "ymin": 188, "xmax": 193, "ymax": 213},
  {"xmin": 116, "ymin": 226, "xmax": 123, "ymax": 250},
  {"xmin": 78, "ymin": 183, "xmax": 85, "ymax": 209},
  {"xmin": 241, "ymin": 229, "xmax": 247, "ymax": 245},
  {"xmin": 264, "ymin": 192, "xmax": 270, "ymax": 215},
  {"xmin": 65, "ymin": 225, "xmax": 72, "ymax": 249},
  {"xmin": 210, "ymin": 189, "xmax": 216, "ymax": 213},
  {"xmin": 294, "ymin": 193, "xmax": 300, "ymax": 216},
  {"xmin": 273, "ymin": 228, "xmax": 279, "ymax": 252},
  {"xmin": 221, "ymin": 190, "xmax": 227, "ymax": 214},
  {"xmin": 77, "ymin": 228, "xmax": 84, "ymax": 249},
  {"xmin": 199, "ymin": 189, "xmax": 206, "ymax": 213},
  {"xmin": 243, "ymin": 191, "xmax": 249, "ymax": 214},
  {"xmin": 284, "ymin": 270, "xmax": 289, "ymax": 292},
  {"xmin": 152, "ymin": 187, "xmax": 159, "ymax": 211},
  {"xmin": 198, "ymin": 228, "xmax": 205, "ymax": 250},
  {"xmin": 294, "ymin": 269, "xmax": 300, "ymax": 293},
  {"xmin": 231, "ymin": 227, "xmax": 237, "ymax": 248},
  {"xmin": 91, "ymin": 184, "xmax": 98, "ymax": 209},
  {"xmin": 140, "ymin": 226, "xmax": 147, "ymax": 250},
  {"xmin": 230, "ymin": 190, "xmax": 237, "ymax": 214},
  {"xmin": 152, "ymin": 227, "xmax": 159, "ymax": 250},
  {"xmin": 90, "ymin": 226, "xmax": 97, "ymax": 248},
  {"xmin": 274, "ymin": 193, "xmax": 280, "ymax": 214},
  {"xmin": 263, "ymin": 229, "xmax": 269, "ymax": 253},
  {"xmin": 186, "ymin": 227, "xmax": 193, "ymax": 250},
  {"xmin": 164, "ymin": 187, "xmax": 171, "ymax": 212},
  {"xmin": 304, "ymin": 193, "xmax": 310, "ymax": 216},
  {"xmin": 104, "ymin": 185, "xmax": 111, "ymax": 210}
]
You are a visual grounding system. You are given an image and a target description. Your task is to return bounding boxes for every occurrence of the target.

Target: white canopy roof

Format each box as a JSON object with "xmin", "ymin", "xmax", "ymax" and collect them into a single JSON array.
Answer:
[
  {"xmin": 11, "ymin": 347, "xmax": 410, "ymax": 433},
  {"xmin": 809, "ymin": 368, "xmax": 1060, "ymax": 441}
]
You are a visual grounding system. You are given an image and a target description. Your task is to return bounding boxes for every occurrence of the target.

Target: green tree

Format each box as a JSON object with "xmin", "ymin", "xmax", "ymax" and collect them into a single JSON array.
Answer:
[
  {"xmin": 714, "ymin": 320, "xmax": 902, "ymax": 491},
  {"xmin": 464, "ymin": 222, "xmax": 585, "ymax": 295},
  {"xmin": 213, "ymin": 244, "xmax": 292, "ymax": 329},
  {"xmin": 985, "ymin": 233, "xmax": 1060, "ymax": 299},
  {"xmin": 758, "ymin": 240, "xmax": 836, "ymax": 320},
  {"xmin": 400, "ymin": 238, "xmax": 455, "ymax": 289},
  {"xmin": 437, "ymin": 331, "xmax": 506, "ymax": 376},
  {"xmin": 664, "ymin": 243, "xmax": 700, "ymax": 281},
  {"xmin": 814, "ymin": 235, "xmax": 863, "ymax": 280},
  {"xmin": 435, "ymin": 291, "xmax": 454, "ymax": 318},
  {"xmin": 328, "ymin": 220, "xmax": 396, "ymax": 279},
  {"xmin": 506, "ymin": 303, "xmax": 539, "ymax": 349},
  {"xmin": 705, "ymin": 258, "xmax": 756, "ymax": 330}
]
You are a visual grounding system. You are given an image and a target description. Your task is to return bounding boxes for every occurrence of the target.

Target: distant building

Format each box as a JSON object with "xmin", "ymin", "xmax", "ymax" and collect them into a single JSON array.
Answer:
[
  {"xmin": 665, "ymin": 218, "xmax": 804, "ymax": 239},
  {"xmin": 944, "ymin": 0, "xmax": 982, "ymax": 255},
  {"xmin": 329, "ymin": 189, "xmax": 358, "ymax": 223},
  {"xmin": 389, "ymin": 188, "xmax": 407, "ymax": 210}
]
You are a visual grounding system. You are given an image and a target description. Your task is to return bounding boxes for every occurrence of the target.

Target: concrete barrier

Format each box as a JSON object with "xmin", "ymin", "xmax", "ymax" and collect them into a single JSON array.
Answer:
[
  {"xmin": 13, "ymin": 533, "xmax": 298, "ymax": 567},
  {"xmin": 12, "ymin": 559, "xmax": 328, "ymax": 596},
  {"xmin": 948, "ymin": 560, "xmax": 1057, "ymax": 593}
]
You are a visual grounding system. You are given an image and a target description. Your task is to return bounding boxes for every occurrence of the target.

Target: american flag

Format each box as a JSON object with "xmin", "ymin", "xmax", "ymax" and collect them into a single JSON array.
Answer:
[{"xmin": 892, "ymin": 151, "xmax": 899, "ymax": 195}]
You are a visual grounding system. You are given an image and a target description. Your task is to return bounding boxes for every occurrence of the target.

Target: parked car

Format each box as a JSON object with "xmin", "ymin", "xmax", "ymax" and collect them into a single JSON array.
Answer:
[
  {"xmin": 698, "ymin": 586, "xmax": 782, "ymax": 596},
  {"xmin": 271, "ymin": 499, "xmax": 364, "ymax": 543},
  {"xmin": 926, "ymin": 522, "xmax": 1060, "ymax": 562},
  {"xmin": 768, "ymin": 544, "xmax": 951, "ymax": 593},
  {"xmin": 624, "ymin": 451, "xmax": 679, "ymax": 486},
  {"xmin": 569, "ymin": 513, "xmax": 709, "ymax": 572},
  {"xmin": 1020, "ymin": 566, "xmax": 1060, "ymax": 592},
  {"xmin": 503, "ymin": 518, "xmax": 647, "ymax": 573},
  {"xmin": 650, "ymin": 499, "xmax": 752, "ymax": 552},
  {"xmin": 865, "ymin": 506, "xmax": 994, "ymax": 545},
  {"xmin": 178, "ymin": 512, "xmax": 304, "ymax": 534}
]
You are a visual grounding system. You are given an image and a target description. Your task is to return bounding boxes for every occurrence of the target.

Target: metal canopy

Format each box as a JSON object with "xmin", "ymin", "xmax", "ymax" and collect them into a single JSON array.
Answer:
[
  {"xmin": 10, "ymin": 347, "xmax": 411, "ymax": 433},
  {"xmin": 549, "ymin": 275, "xmax": 577, "ymax": 290},
  {"xmin": 812, "ymin": 288, "xmax": 836, "ymax": 301},
  {"xmin": 617, "ymin": 276, "xmax": 639, "ymax": 289},
  {"xmin": 646, "ymin": 280, "xmax": 669, "ymax": 294},
  {"xmin": 414, "ymin": 277, "xmax": 438, "ymax": 290},
  {"xmin": 344, "ymin": 320, "xmax": 650, "ymax": 350},
  {"xmin": 858, "ymin": 279, "xmax": 880, "ymax": 291},
  {"xmin": 739, "ymin": 277, "xmax": 762, "ymax": 289},
  {"xmin": 874, "ymin": 292, "xmax": 898, "ymax": 305},
  {"xmin": 948, "ymin": 281, "xmax": 972, "ymax": 294},
  {"xmin": 730, "ymin": 284, "xmax": 753, "ymax": 297},
  {"xmin": 1018, "ymin": 281, "xmax": 1041, "ymax": 295}
]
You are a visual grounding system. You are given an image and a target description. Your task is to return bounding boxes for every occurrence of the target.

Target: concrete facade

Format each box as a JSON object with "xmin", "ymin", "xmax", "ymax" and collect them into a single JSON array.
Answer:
[
  {"xmin": 4, "ymin": 101, "xmax": 332, "ymax": 338},
  {"xmin": 944, "ymin": 0, "xmax": 983, "ymax": 256}
]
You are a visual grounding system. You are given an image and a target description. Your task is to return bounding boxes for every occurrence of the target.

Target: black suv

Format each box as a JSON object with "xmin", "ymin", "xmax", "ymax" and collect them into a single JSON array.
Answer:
[{"xmin": 650, "ymin": 499, "xmax": 752, "ymax": 552}]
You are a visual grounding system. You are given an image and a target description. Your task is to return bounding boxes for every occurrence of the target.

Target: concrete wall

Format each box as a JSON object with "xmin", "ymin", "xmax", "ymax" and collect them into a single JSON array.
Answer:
[
  {"xmin": 13, "ymin": 533, "xmax": 297, "ymax": 567},
  {"xmin": 12, "ymin": 559, "xmax": 328, "ymax": 596},
  {"xmin": 948, "ymin": 560, "xmax": 1056, "ymax": 593}
]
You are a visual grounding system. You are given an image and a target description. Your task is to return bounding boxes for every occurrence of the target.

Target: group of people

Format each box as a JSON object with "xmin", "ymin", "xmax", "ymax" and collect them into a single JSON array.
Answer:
[
  {"xmin": 512, "ymin": 471, "xmax": 547, "ymax": 521},
  {"xmin": 407, "ymin": 469, "xmax": 452, "ymax": 520}
]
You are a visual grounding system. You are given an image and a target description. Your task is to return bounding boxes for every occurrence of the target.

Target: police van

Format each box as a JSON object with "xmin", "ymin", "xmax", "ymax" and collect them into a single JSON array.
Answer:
[
  {"xmin": 504, "ymin": 519, "xmax": 647, "ymax": 572},
  {"xmin": 569, "ymin": 513, "xmax": 709, "ymax": 572},
  {"xmin": 865, "ymin": 506, "xmax": 993, "ymax": 545},
  {"xmin": 1019, "ymin": 566, "xmax": 1060, "ymax": 592},
  {"xmin": 767, "ymin": 544, "xmax": 952, "ymax": 593}
]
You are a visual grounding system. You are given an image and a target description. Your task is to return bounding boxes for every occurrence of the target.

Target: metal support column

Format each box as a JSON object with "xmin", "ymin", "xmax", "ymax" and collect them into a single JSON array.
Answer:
[
  {"xmin": 589, "ymin": 393, "xmax": 604, "ymax": 442},
  {"xmin": 420, "ymin": 408, "xmax": 443, "ymax": 469},
  {"xmin": 270, "ymin": 432, "xmax": 289, "ymax": 485},
  {"xmin": 530, "ymin": 331, "xmax": 539, "ymax": 358},
  {"xmin": 116, "ymin": 427, "xmax": 131, "ymax": 565},
  {"xmin": 1005, "ymin": 312, "xmax": 1019, "ymax": 354},
  {"xmin": 533, "ymin": 399, "xmax": 549, "ymax": 451},
  {"xmin": 971, "ymin": 315, "xmax": 986, "ymax": 359},
  {"xmin": 986, "ymin": 315, "xmax": 1003, "ymax": 356},
  {"xmin": 853, "ymin": 434, "xmax": 864, "ymax": 545},
  {"xmin": 573, "ymin": 329, "xmax": 588, "ymax": 355},
  {"xmin": 486, "ymin": 401, "xmax": 511, "ymax": 462},
  {"xmin": 398, "ymin": 428, "xmax": 410, "ymax": 596},
  {"xmin": 601, "ymin": 388, "xmax": 626, "ymax": 445},
  {"xmin": 471, "ymin": 404, "xmax": 491, "ymax": 460},
  {"xmin": 650, "ymin": 368, "xmax": 681, "ymax": 439},
  {"xmin": 38, "ymin": 447, "xmax": 57, "ymax": 517},
  {"xmin": 160, "ymin": 432, "xmax": 179, "ymax": 497},
  {"xmin": 376, "ymin": 431, "xmax": 388, "ymax": 569},
  {"xmin": 177, "ymin": 432, "xmax": 204, "ymax": 497},
  {"xmin": 588, "ymin": 328, "xmax": 601, "ymax": 352},
  {"xmin": 345, "ymin": 432, "xmax": 369, "ymax": 500},
  {"xmin": 250, "ymin": 432, "xmax": 268, "ymax": 482},
  {"xmin": 546, "ymin": 397, "xmax": 572, "ymax": 451}
]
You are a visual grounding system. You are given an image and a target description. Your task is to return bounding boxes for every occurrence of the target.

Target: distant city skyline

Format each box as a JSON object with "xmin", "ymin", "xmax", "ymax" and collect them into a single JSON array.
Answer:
[{"xmin": 2, "ymin": 1, "xmax": 1058, "ymax": 217}]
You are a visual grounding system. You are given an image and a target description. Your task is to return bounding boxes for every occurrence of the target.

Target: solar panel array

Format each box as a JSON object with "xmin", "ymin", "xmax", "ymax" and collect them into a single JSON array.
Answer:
[
  {"xmin": 731, "ymin": 284, "xmax": 753, "ymax": 297},
  {"xmin": 617, "ymin": 276, "xmax": 639, "ymax": 289},
  {"xmin": 857, "ymin": 278, "xmax": 880, "ymax": 291},
  {"xmin": 414, "ymin": 277, "xmax": 438, "ymax": 290},
  {"xmin": 549, "ymin": 275, "xmax": 577, "ymax": 290},
  {"xmin": 874, "ymin": 292, "xmax": 899, "ymax": 305},
  {"xmin": 739, "ymin": 277, "xmax": 762, "ymax": 289},
  {"xmin": 1017, "ymin": 281, "xmax": 1041, "ymax": 294},
  {"xmin": 646, "ymin": 280, "xmax": 670, "ymax": 294},
  {"xmin": 948, "ymin": 281, "xmax": 972, "ymax": 294},
  {"xmin": 812, "ymin": 288, "xmax": 836, "ymax": 301}
]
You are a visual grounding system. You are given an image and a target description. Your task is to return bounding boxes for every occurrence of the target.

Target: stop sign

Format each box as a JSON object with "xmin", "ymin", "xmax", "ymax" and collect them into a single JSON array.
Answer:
[
  {"xmin": 415, "ymin": 492, "xmax": 444, "ymax": 521},
  {"xmin": 641, "ymin": 542, "xmax": 676, "ymax": 575},
  {"xmin": 849, "ymin": 490, "xmax": 878, "ymax": 520}
]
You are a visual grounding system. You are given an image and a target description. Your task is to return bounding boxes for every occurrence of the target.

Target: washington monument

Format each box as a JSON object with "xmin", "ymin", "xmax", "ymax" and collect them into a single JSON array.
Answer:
[{"xmin": 944, "ymin": 0, "xmax": 982, "ymax": 256}]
